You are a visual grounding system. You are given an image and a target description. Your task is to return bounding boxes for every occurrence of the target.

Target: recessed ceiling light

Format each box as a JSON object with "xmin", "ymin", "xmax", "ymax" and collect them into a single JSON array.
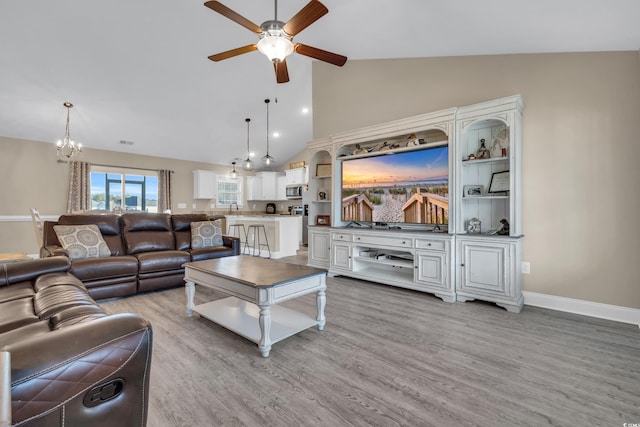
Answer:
[
  {"xmin": 301, "ymin": 107, "xmax": 309, "ymax": 114},
  {"xmin": 119, "ymin": 140, "xmax": 134, "ymax": 145},
  {"xmin": 273, "ymin": 132, "xmax": 280, "ymax": 138},
  {"xmin": 250, "ymin": 151, "xmax": 255, "ymax": 157}
]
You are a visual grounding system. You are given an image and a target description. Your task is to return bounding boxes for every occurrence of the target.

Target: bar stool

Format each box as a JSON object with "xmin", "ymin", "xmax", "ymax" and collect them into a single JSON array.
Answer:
[
  {"xmin": 227, "ymin": 224, "xmax": 249, "ymax": 255},
  {"xmin": 247, "ymin": 224, "xmax": 271, "ymax": 258}
]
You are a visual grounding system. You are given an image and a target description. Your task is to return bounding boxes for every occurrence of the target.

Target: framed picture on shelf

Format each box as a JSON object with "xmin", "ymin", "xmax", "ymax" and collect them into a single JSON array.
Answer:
[
  {"xmin": 315, "ymin": 163, "xmax": 332, "ymax": 177},
  {"xmin": 316, "ymin": 215, "xmax": 330, "ymax": 226},
  {"xmin": 463, "ymin": 185, "xmax": 484, "ymax": 197},
  {"xmin": 488, "ymin": 170, "xmax": 510, "ymax": 193}
]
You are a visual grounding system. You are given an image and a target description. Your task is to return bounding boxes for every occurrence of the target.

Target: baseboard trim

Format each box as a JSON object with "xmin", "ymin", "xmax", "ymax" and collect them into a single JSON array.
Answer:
[{"xmin": 523, "ymin": 291, "xmax": 640, "ymax": 327}]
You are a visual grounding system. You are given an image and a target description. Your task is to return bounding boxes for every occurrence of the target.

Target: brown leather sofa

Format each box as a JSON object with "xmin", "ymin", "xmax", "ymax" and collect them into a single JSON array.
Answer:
[
  {"xmin": 0, "ymin": 257, "xmax": 152, "ymax": 427},
  {"xmin": 41, "ymin": 212, "xmax": 239, "ymax": 300}
]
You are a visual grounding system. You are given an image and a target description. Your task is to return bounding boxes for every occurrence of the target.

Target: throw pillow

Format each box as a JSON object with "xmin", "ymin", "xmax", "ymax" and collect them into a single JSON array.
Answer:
[
  {"xmin": 53, "ymin": 224, "xmax": 111, "ymax": 261},
  {"xmin": 191, "ymin": 220, "xmax": 223, "ymax": 249}
]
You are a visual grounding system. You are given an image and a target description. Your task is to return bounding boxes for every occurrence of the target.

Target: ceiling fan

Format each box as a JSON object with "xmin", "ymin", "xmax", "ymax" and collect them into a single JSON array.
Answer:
[{"xmin": 204, "ymin": 0, "xmax": 347, "ymax": 83}]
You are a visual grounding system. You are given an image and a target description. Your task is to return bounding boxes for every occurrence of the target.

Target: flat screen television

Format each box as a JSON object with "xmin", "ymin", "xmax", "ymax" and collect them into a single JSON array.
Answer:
[{"xmin": 341, "ymin": 144, "xmax": 449, "ymax": 226}]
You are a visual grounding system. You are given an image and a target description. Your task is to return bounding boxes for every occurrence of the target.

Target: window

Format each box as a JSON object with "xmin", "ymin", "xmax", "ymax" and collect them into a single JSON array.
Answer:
[
  {"xmin": 216, "ymin": 175, "xmax": 243, "ymax": 208},
  {"xmin": 90, "ymin": 167, "xmax": 159, "ymax": 212}
]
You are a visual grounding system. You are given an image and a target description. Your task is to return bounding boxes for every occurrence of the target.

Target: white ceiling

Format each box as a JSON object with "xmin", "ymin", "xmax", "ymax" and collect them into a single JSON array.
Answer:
[{"xmin": 1, "ymin": 0, "xmax": 638, "ymax": 168}]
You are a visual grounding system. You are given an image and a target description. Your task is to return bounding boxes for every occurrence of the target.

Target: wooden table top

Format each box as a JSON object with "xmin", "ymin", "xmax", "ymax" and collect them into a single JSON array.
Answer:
[
  {"xmin": 185, "ymin": 255, "xmax": 326, "ymax": 288},
  {"xmin": 0, "ymin": 252, "xmax": 31, "ymax": 264}
]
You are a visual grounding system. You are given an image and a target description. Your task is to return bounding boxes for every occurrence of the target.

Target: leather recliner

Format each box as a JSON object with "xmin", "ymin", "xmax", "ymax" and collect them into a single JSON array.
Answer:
[{"xmin": 0, "ymin": 257, "xmax": 152, "ymax": 427}]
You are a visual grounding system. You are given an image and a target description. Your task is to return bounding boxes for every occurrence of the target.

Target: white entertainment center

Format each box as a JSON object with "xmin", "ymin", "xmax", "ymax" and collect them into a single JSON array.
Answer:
[{"xmin": 307, "ymin": 95, "xmax": 524, "ymax": 313}]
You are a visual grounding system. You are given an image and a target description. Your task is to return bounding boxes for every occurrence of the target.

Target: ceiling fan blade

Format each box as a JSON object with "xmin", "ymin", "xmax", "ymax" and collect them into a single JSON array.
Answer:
[
  {"xmin": 204, "ymin": 1, "xmax": 262, "ymax": 33},
  {"xmin": 283, "ymin": 0, "xmax": 328, "ymax": 36},
  {"xmin": 274, "ymin": 60, "xmax": 290, "ymax": 84},
  {"xmin": 295, "ymin": 44, "xmax": 347, "ymax": 66},
  {"xmin": 208, "ymin": 44, "xmax": 258, "ymax": 61}
]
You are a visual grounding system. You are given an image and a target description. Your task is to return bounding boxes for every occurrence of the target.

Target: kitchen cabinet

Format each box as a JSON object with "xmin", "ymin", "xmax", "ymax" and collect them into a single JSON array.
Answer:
[
  {"xmin": 193, "ymin": 170, "xmax": 216, "ymax": 199},
  {"xmin": 247, "ymin": 172, "xmax": 284, "ymax": 201},
  {"xmin": 285, "ymin": 167, "xmax": 308, "ymax": 186}
]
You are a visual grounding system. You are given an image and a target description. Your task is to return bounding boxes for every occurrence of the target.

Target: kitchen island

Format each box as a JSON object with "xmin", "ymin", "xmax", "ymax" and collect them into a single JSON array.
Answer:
[{"xmin": 225, "ymin": 215, "xmax": 302, "ymax": 259}]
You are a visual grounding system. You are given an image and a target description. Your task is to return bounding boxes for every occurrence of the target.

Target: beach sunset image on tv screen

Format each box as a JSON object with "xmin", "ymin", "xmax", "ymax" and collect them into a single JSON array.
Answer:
[{"xmin": 341, "ymin": 146, "xmax": 449, "ymax": 225}]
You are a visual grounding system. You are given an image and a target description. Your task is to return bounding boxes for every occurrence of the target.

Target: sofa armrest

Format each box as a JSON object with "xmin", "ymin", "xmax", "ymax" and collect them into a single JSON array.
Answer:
[
  {"xmin": 0, "ymin": 257, "xmax": 70, "ymax": 287},
  {"xmin": 5, "ymin": 313, "xmax": 152, "ymax": 427},
  {"xmin": 41, "ymin": 244, "xmax": 68, "ymax": 258},
  {"xmin": 223, "ymin": 235, "xmax": 240, "ymax": 255}
]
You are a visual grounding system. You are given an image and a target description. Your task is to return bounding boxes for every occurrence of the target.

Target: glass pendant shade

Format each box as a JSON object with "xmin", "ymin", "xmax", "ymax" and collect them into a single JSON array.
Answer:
[{"xmin": 230, "ymin": 161, "xmax": 238, "ymax": 179}]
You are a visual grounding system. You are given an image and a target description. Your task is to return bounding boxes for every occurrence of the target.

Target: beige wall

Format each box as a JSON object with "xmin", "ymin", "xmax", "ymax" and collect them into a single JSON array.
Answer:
[
  {"xmin": 0, "ymin": 137, "xmax": 297, "ymax": 255},
  {"xmin": 311, "ymin": 51, "xmax": 640, "ymax": 308}
]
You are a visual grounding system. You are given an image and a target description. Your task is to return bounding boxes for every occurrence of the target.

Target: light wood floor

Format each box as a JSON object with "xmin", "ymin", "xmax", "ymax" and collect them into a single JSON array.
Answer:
[{"xmin": 101, "ymin": 252, "xmax": 640, "ymax": 426}]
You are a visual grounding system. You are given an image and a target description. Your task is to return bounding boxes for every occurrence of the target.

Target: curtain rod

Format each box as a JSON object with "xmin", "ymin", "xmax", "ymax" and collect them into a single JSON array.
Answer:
[{"xmin": 57, "ymin": 159, "xmax": 173, "ymax": 173}]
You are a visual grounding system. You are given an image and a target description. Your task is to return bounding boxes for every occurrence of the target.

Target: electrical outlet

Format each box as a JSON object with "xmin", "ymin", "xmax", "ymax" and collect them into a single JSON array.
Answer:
[
  {"xmin": 177, "ymin": 203, "xmax": 187, "ymax": 209},
  {"xmin": 521, "ymin": 261, "xmax": 530, "ymax": 274},
  {"xmin": 192, "ymin": 203, "xmax": 196, "ymax": 209}
]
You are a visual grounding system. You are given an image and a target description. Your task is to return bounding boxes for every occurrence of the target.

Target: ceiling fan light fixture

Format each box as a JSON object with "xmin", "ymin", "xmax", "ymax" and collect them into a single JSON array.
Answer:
[{"xmin": 257, "ymin": 33, "xmax": 294, "ymax": 63}]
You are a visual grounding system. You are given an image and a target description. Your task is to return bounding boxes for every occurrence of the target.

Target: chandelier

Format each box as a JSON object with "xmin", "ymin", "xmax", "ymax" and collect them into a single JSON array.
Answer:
[
  {"xmin": 262, "ymin": 99, "xmax": 275, "ymax": 166},
  {"xmin": 243, "ymin": 118, "xmax": 254, "ymax": 171},
  {"xmin": 56, "ymin": 102, "xmax": 82, "ymax": 159}
]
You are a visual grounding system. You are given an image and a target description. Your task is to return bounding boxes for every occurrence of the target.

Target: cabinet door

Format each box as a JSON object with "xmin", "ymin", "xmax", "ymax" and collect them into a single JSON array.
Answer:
[
  {"xmin": 276, "ymin": 175, "xmax": 286, "ymax": 201},
  {"xmin": 458, "ymin": 240, "xmax": 511, "ymax": 297},
  {"xmin": 246, "ymin": 176, "xmax": 262, "ymax": 200},
  {"xmin": 260, "ymin": 172, "xmax": 277, "ymax": 200},
  {"xmin": 309, "ymin": 230, "xmax": 330, "ymax": 267},
  {"xmin": 331, "ymin": 242, "xmax": 352, "ymax": 271},
  {"xmin": 415, "ymin": 250, "xmax": 447, "ymax": 289},
  {"xmin": 193, "ymin": 170, "xmax": 216, "ymax": 199}
]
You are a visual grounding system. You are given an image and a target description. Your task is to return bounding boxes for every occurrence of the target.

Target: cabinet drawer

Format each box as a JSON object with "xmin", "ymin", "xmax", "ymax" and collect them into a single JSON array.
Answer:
[
  {"xmin": 332, "ymin": 232, "xmax": 352, "ymax": 242},
  {"xmin": 353, "ymin": 234, "xmax": 412, "ymax": 249},
  {"xmin": 415, "ymin": 239, "xmax": 446, "ymax": 251}
]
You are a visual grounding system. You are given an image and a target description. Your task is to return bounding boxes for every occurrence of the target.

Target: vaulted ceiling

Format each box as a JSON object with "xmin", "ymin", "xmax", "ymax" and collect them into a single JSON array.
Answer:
[{"xmin": 1, "ymin": 0, "xmax": 638, "ymax": 168}]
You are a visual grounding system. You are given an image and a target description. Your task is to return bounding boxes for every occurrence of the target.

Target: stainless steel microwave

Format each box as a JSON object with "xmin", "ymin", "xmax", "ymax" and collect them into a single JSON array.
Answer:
[{"xmin": 286, "ymin": 185, "xmax": 303, "ymax": 199}]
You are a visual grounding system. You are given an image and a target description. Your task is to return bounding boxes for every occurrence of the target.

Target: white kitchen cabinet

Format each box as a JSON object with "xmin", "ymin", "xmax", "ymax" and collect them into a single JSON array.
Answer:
[
  {"xmin": 193, "ymin": 170, "xmax": 216, "ymax": 199},
  {"xmin": 246, "ymin": 172, "xmax": 283, "ymax": 201},
  {"xmin": 276, "ymin": 175, "xmax": 286, "ymax": 201},
  {"xmin": 285, "ymin": 167, "xmax": 308, "ymax": 186}
]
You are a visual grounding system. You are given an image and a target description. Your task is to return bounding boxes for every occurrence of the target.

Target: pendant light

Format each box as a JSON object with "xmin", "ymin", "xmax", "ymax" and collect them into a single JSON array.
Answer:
[
  {"xmin": 262, "ymin": 99, "xmax": 275, "ymax": 166},
  {"xmin": 242, "ymin": 118, "xmax": 254, "ymax": 171},
  {"xmin": 230, "ymin": 161, "xmax": 238, "ymax": 179},
  {"xmin": 56, "ymin": 102, "xmax": 82, "ymax": 159}
]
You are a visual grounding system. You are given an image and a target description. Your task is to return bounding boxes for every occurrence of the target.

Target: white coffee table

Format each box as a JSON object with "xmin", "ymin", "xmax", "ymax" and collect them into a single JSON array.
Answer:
[{"xmin": 184, "ymin": 255, "xmax": 327, "ymax": 357}]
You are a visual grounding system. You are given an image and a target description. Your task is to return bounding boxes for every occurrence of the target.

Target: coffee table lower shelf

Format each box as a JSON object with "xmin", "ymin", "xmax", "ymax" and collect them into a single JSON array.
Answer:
[{"xmin": 194, "ymin": 296, "xmax": 319, "ymax": 346}]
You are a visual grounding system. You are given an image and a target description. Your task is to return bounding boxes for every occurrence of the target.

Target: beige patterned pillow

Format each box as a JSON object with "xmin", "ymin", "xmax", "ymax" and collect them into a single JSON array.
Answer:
[
  {"xmin": 191, "ymin": 220, "xmax": 223, "ymax": 249},
  {"xmin": 53, "ymin": 224, "xmax": 111, "ymax": 260}
]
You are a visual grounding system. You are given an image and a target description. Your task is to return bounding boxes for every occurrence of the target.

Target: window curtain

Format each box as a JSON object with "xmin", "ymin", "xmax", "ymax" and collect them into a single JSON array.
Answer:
[
  {"xmin": 158, "ymin": 169, "xmax": 173, "ymax": 212},
  {"xmin": 66, "ymin": 161, "xmax": 91, "ymax": 213}
]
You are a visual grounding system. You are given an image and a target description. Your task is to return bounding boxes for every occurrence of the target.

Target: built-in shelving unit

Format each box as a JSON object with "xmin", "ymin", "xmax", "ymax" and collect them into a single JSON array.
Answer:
[{"xmin": 306, "ymin": 95, "xmax": 524, "ymax": 312}]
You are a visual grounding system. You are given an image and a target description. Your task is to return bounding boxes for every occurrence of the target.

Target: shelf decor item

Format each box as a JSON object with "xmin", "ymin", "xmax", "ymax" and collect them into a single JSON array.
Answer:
[
  {"xmin": 488, "ymin": 170, "xmax": 510, "ymax": 193},
  {"xmin": 463, "ymin": 185, "xmax": 484, "ymax": 197},
  {"xmin": 316, "ymin": 215, "xmax": 330, "ymax": 226},
  {"xmin": 467, "ymin": 217, "xmax": 481, "ymax": 234},
  {"xmin": 316, "ymin": 163, "xmax": 331, "ymax": 177},
  {"xmin": 289, "ymin": 161, "xmax": 305, "ymax": 169}
]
